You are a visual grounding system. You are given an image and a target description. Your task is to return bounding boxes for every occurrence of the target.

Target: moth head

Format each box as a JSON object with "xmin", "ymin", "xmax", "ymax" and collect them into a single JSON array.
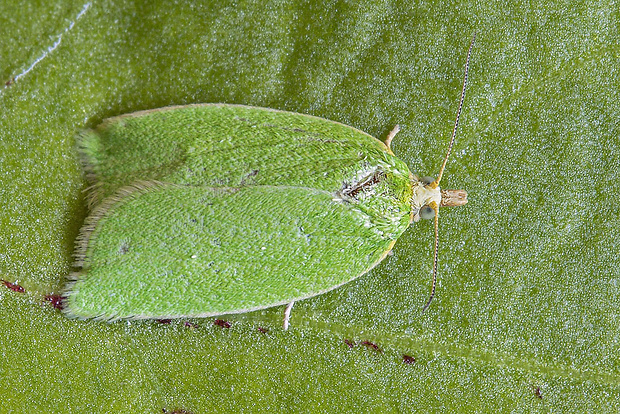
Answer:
[
  {"xmin": 410, "ymin": 176, "xmax": 441, "ymax": 222},
  {"xmin": 413, "ymin": 176, "xmax": 468, "ymax": 221}
]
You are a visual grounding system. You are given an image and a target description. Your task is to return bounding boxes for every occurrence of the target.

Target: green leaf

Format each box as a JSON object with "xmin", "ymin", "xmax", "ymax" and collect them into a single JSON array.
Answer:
[{"xmin": 1, "ymin": 0, "xmax": 619, "ymax": 411}]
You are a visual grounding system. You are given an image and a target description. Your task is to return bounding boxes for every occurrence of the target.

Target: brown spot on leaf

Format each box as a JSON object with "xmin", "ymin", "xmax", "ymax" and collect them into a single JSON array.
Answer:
[
  {"xmin": 360, "ymin": 340, "xmax": 382, "ymax": 353},
  {"xmin": 162, "ymin": 409, "xmax": 193, "ymax": 414},
  {"xmin": 533, "ymin": 386, "xmax": 542, "ymax": 399},
  {"xmin": 44, "ymin": 294, "xmax": 64, "ymax": 310},
  {"xmin": 1, "ymin": 280, "xmax": 24, "ymax": 293},
  {"xmin": 214, "ymin": 319, "xmax": 231, "ymax": 329},
  {"xmin": 402, "ymin": 355, "xmax": 415, "ymax": 364}
]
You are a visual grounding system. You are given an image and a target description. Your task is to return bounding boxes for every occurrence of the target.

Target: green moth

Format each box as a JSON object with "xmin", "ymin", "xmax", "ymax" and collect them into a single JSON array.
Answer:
[{"xmin": 63, "ymin": 37, "xmax": 474, "ymax": 328}]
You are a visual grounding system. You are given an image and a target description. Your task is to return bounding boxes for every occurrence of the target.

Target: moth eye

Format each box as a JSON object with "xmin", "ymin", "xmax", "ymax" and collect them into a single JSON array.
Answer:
[
  {"xmin": 420, "ymin": 176, "xmax": 435, "ymax": 185},
  {"xmin": 420, "ymin": 205, "xmax": 436, "ymax": 220}
]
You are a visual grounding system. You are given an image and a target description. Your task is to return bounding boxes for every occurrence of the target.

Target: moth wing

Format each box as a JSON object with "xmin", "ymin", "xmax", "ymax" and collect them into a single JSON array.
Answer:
[
  {"xmin": 78, "ymin": 104, "xmax": 408, "ymax": 203},
  {"xmin": 64, "ymin": 182, "xmax": 410, "ymax": 320}
]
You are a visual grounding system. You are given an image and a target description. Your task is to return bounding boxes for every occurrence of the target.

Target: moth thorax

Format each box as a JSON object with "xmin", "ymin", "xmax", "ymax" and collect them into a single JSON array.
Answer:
[{"xmin": 410, "ymin": 179, "xmax": 441, "ymax": 222}]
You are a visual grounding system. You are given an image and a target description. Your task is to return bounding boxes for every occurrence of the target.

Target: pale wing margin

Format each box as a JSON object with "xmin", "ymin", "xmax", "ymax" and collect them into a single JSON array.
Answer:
[{"xmin": 64, "ymin": 181, "xmax": 406, "ymax": 321}]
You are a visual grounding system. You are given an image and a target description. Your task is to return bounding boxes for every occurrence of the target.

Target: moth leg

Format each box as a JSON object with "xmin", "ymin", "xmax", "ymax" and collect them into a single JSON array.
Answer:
[
  {"xmin": 283, "ymin": 301, "xmax": 295, "ymax": 330},
  {"xmin": 384, "ymin": 125, "xmax": 400, "ymax": 150}
]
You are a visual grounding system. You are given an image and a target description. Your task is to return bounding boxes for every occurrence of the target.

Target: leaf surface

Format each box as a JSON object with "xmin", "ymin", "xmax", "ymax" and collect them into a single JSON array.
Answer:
[{"xmin": 1, "ymin": 0, "xmax": 619, "ymax": 411}]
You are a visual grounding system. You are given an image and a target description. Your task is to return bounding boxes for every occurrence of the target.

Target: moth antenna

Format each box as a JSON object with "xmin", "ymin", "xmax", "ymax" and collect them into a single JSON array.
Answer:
[
  {"xmin": 422, "ymin": 203, "xmax": 440, "ymax": 312},
  {"xmin": 424, "ymin": 34, "xmax": 475, "ymax": 311},
  {"xmin": 433, "ymin": 33, "xmax": 476, "ymax": 187}
]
